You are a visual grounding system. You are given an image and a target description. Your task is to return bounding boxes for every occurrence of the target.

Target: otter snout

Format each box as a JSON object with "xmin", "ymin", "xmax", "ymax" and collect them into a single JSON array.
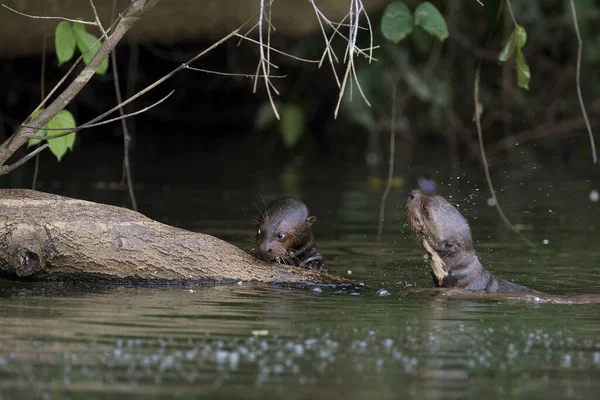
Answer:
[
  {"xmin": 408, "ymin": 189, "xmax": 422, "ymax": 201},
  {"xmin": 256, "ymin": 242, "xmax": 273, "ymax": 259}
]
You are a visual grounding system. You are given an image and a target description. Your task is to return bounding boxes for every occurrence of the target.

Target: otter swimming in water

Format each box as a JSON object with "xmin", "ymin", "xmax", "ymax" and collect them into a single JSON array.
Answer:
[
  {"xmin": 254, "ymin": 197, "xmax": 326, "ymax": 273},
  {"xmin": 406, "ymin": 189, "xmax": 536, "ymax": 293}
]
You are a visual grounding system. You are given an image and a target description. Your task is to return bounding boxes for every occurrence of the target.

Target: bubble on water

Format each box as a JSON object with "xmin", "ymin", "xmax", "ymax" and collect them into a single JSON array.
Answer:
[
  {"xmin": 543, "ymin": 239, "xmax": 549, "ymax": 245},
  {"xmin": 312, "ymin": 287, "xmax": 323, "ymax": 293},
  {"xmin": 294, "ymin": 344, "xmax": 304, "ymax": 356},
  {"xmin": 229, "ymin": 352, "xmax": 240, "ymax": 370},
  {"xmin": 561, "ymin": 354, "xmax": 572, "ymax": 368},
  {"xmin": 215, "ymin": 350, "xmax": 228, "ymax": 365},
  {"xmin": 487, "ymin": 197, "xmax": 497, "ymax": 206},
  {"xmin": 590, "ymin": 190, "xmax": 599, "ymax": 202},
  {"xmin": 375, "ymin": 288, "xmax": 391, "ymax": 297}
]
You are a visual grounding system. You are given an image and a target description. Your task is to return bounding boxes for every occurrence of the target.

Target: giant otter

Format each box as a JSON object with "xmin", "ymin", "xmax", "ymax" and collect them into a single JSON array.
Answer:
[
  {"xmin": 254, "ymin": 197, "xmax": 326, "ymax": 273},
  {"xmin": 406, "ymin": 189, "xmax": 536, "ymax": 293}
]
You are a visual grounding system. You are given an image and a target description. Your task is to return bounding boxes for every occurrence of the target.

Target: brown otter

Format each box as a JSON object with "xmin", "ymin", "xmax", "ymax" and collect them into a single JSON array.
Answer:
[
  {"xmin": 254, "ymin": 197, "xmax": 326, "ymax": 273},
  {"xmin": 406, "ymin": 189, "xmax": 536, "ymax": 293}
]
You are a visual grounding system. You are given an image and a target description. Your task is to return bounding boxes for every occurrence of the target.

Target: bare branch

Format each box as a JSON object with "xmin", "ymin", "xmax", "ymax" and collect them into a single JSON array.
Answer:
[
  {"xmin": 569, "ymin": 0, "xmax": 597, "ymax": 163},
  {"xmin": 1, "ymin": 4, "xmax": 97, "ymax": 25},
  {"xmin": 24, "ymin": 91, "xmax": 175, "ymax": 141},
  {"xmin": 186, "ymin": 66, "xmax": 286, "ymax": 79},
  {"xmin": 109, "ymin": 0, "xmax": 137, "ymax": 210},
  {"xmin": 256, "ymin": 0, "xmax": 279, "ymax": 119},
  {"xmin": 1, "ymin": 144, "xmax": 49, "ymax": 176},
  {"xmin": 234, "ymin": 34, "xmax": 319, "ymax": 64},
  {"xmin": 474, "ymin": 68, "xmax": 535, "ymax": 248}
]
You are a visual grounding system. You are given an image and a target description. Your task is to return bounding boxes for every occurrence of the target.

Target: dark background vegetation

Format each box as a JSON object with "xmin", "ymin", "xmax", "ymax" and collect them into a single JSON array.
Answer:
[{"xmin": 0, "ymin": 0, "xmax": 599, "ymax": 190}]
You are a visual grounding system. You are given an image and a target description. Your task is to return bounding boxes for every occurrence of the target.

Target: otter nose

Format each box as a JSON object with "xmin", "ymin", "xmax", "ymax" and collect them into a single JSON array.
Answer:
[
  {"xmin": 408, "ymin": 189, "xmax": 421, "ymax": 201},
  {"xmin": 258, "ymin": 243, "xmax": 272, "ymax": 256}
]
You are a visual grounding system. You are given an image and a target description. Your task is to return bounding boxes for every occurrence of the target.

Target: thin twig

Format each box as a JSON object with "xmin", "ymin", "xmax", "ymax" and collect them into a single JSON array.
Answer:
[
  {"xmin": 111, "ymin": 0, "xmax": 137, "ymax": 211},
  {"xmin": 504, "ymin": 0, "xmax": 518, "ymax": 26},
  {"xmin": 255, "ymin": 0, "xmax": 279, "ymax": 119},
  {"xmin": 2, "ymin": 145, "xmax": 49, "ymax": 175},
  {"xmin": 186, "ymin": 66, "xmax": 286, "ymax": 78},
  {"xmin": 569, "ymin": 0, "xmax": 597, "ymax": 164},
  {"xmin": 311, "ymin": 3, "xmax": 376, "ymax": 62},
  {"xmin": 32, "ymin": 0, "xmax": 50, "ymax": 190},
  {"xmin": 311, "ymin": 2, "xmax": 342, "ymax": 87},
  {"xmin": 20, "ymin": 29, "xmax": 238, "ymax": 144},
  {"xmin": 1, "ymin": 4, "xmax": 97, "ymax": 25},
  {"xmin": 474, "ymin": 68, "xmax": 535, "ymax": 248},
  {"xmin": 28, "ymin": 27, "xmax": 237, "ymax": 143},
  {"xmin": 23, "ymin": 91, "xmax": 175, "ymax": 139},
  {"xmin": 377, "ymin": 79, "xmax": 397, "ymax": 241}
]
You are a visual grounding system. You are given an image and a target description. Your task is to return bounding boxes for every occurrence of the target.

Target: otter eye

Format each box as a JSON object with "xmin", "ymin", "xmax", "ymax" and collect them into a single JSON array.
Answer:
[
  {"xmin": 444, "ymin": 241, "xmax": 453, "ymax": 249},
  {"xmin": 276, "ymin": 232, "xmax": 285, "ymax": 241}
]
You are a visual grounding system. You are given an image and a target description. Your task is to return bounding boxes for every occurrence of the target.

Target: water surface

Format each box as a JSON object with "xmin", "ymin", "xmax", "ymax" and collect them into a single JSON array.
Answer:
[{"xmin": 1, "ymin": 146, "xmax": 599, "ymax": 399}]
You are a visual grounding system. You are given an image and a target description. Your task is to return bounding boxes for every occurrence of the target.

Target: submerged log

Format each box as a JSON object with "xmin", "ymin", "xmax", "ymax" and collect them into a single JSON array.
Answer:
[{"xmin": 0, "ymin": 189, "xmax": 347, "ymax": 285}]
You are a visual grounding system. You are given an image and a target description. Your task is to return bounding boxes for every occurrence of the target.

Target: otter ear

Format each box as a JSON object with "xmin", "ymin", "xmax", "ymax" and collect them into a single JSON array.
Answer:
[{"xmin": 306, "ymin": 216, "xmax": 317, "ymax": 226}]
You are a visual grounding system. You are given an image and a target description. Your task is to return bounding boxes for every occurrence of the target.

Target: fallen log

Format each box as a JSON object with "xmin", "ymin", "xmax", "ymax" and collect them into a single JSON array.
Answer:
[{"xmin": 0, "ymin": 189, "xmax": 348, "ymax": 285}]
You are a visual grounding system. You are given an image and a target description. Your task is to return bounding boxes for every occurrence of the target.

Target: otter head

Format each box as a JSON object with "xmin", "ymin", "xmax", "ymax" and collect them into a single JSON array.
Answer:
[
  {"xmin": 406, "ymin": 189, "xmax": 476, "ymax": 286},
  {"xmin": 255, "ymin": 197, "xmax": 316, "ymax": 263}
]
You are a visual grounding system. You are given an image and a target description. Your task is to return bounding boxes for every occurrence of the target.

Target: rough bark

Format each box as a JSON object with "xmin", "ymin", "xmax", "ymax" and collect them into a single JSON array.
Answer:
[{"xmin": 0, "ymin": 189, "xmax": 348, "ymax": 285}]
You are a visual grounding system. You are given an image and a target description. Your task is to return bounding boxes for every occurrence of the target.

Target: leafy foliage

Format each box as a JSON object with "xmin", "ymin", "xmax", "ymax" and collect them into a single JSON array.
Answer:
[
  {"xmin": 55, "ymin": 21, "xmax": 76, "ymax": 65},
  {"xmin": 54, "ymin": 20, "xmax": 108, "ymax": 75},
  {"xmin": 499, "ymin": 25, "xmax": 531, "ymax": 90},
  {"xmin": 414, "ymin": 2, "xmax": 449, "ymax": 41},
  {"xmin": 381, "ymin": 2, "xmax": 413, "ymax": 44},
  {"xmin": 28, "ymin": 109, "xmax": 77, "ymax": 161},
  {"xmin": 380, "ymin": 2, "xmax": 448, "ymax": 44}
]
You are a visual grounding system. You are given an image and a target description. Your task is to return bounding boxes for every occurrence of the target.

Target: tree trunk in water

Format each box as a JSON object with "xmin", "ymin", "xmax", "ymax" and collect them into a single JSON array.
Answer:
[{"xmin": 0, "ymin": 189, "xmax": 347, "ymax": 285}]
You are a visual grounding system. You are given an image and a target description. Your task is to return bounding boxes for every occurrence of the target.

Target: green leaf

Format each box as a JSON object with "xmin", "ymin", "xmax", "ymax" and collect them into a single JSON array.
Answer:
[
  {"xmin": 47, "ymin": 109, "xmax": 77, "ymax": 161},
  {"xmin": 280, "ymin": 104, "xmax": 304, "ymax": 149},
  {"xmin": 514, "ymin": 25, "xmax": 527, "ymax": 49},
  {"xmin": 414, "ymin": 2, "xmax": 449, "ymax": 41},
  {"xmin": 381, "ymin": 2, "xmax": 413, "ymax": 44},
  {"xmin": 28, "ymin": 110, "xmax": 77, "ymax": 160},
  {"xmin": 515, "ymin": 49, "xmax": 530, "ymax": 90},
  {"xmin": 55, "ymin": 21, "xmax": 76, "ymax": 65},
  {"xmin": 499, "ymin": 24, "xmax": 527, "ymax": 62},
  {"xmin": 72, "ymin": 21, "xmax": 108, "ymax": 75},
  {"xmin": 498, "ymin": 34, "xmax": 517, "ymax": 62},
  {"xmin": 499, "ymin": 24, "xmax": 530, "ymax": 90}
]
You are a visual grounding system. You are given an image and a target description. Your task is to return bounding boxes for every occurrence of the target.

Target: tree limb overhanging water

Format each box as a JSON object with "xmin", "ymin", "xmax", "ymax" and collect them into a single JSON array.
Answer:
[{"xmin": 0, "ymin": 189, "xmax": 348, "ymax": 284}]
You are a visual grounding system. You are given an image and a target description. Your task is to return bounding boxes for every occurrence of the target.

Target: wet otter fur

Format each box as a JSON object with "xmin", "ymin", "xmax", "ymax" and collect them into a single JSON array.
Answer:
[
  {"xmin": 406, "ymin": 189, "xmax": 536, "ymax": 293},
  {"xmin": 254, "ymin": 197, "xmax": 326, "ymax": 273}
]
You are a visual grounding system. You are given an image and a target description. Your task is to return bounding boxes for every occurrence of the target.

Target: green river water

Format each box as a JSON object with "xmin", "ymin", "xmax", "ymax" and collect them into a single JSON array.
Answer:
[{"xmin": 0, "ymin": 146, "xmax": 599, "ymax": 399}]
